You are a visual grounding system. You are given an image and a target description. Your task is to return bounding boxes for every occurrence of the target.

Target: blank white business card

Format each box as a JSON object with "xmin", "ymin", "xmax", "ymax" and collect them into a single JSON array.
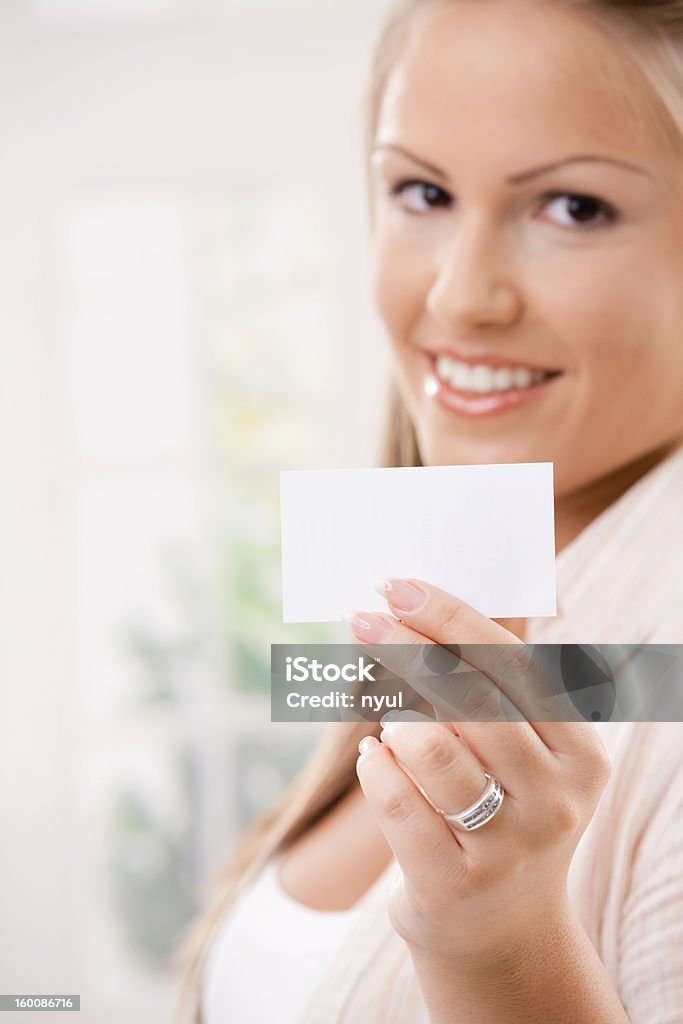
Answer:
[{"xmin": 280, "ymin": 463, "xmax": 556, "ymax": 623}]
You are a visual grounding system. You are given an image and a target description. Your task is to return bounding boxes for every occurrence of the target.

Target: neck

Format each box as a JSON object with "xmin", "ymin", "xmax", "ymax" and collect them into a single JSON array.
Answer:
[{"xmin": 554, "ymin": 442, "xmax": 678, "ymax": 554}]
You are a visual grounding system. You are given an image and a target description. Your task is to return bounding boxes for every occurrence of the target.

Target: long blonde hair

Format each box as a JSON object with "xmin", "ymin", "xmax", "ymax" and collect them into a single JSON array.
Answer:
[{"xmin": 173, "ymin": 3, "xmax": 683, "ymax": 1021}]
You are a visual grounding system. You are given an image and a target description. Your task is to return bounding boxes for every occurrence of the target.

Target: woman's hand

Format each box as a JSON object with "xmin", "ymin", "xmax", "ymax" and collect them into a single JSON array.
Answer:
[{"xmin": 347, "ymin": 577, "xmax": 612, "ymax": 969}]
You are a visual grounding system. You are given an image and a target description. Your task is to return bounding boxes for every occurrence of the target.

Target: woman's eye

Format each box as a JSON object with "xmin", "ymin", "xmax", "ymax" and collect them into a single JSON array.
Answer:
[
  {"xmin": 540, "ymin": 193, "xmax": 617, "ymax": 229},
  {"xmin": 386, "ymin": 179, "xmax": 452, "ymax": 215}
]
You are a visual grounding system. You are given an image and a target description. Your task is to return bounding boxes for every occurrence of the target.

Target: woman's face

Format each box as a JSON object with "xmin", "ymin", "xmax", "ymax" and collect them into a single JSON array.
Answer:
[{"xmin": 370, "ymin": 0, "xmax": 683, "ymax": 496}]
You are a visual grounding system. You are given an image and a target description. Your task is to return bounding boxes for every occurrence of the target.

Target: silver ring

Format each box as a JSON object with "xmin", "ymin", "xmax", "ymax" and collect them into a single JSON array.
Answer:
[{"xmin": 436, "ymin": 771, "xmax": 504, "ymax": 832}]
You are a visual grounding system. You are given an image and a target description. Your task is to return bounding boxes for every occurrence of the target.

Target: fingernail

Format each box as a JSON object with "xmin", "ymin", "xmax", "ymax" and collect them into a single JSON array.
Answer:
[
  {"xmin": 343, "ymin": 611, "xmax": 394, "ymax": 643},
  {"xmin": 379, "ymin": 719, "xmax": 413, "ymax": 735},
  {"xmin": 373, "ymin": 577, "xmax": 428, "ymax": 613},
  {"xmin": 358, "ymin": 735, "xmax": 380, "ymax": 757},
  {"xmin": 380, "ymin": 710, "xmax": 408, "ymax": 725}
]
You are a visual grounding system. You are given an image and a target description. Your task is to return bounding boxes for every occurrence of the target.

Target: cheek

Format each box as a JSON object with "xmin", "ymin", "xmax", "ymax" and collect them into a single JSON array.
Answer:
[
  {"xmin": 537, "ymin": 244, "xmax": 683, "ymax": 448},
  {"xmin": 371, "ymin": 232, "xmax": 431, "ymax": 344},
  {"xmin": 535, "ymin": 251, "xmax": 672, "ymax": 381}
]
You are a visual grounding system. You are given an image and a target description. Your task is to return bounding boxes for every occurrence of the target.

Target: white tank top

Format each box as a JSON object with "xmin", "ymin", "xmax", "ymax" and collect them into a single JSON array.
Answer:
[{"xmin": 201, "ymin": 853, "xmax": 366, "ymax": 1023}]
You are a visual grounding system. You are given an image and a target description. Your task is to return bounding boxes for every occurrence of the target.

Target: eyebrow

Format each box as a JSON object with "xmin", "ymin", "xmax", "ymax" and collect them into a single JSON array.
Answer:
[
  {"xmin": 370, "ymin": 143, "xmax": 653, "ymax": 183},
  {"xmin": 371, "ymin": 144, "xmax": 450, "ymax": 181},
  {"xmin": 508, "ymin": 154, "xmax": 653, "ymax": 183}
]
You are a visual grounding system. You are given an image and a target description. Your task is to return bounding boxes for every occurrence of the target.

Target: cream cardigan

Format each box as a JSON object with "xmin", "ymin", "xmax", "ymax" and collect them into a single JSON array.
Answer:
[{"xmin": 294, "ymin": 445, "xmax": 683, "ymax": 1024}]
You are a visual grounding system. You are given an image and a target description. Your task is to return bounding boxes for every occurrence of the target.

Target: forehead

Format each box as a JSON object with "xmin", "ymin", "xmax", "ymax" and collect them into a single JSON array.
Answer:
[{"xmin": 376, "ymin": 0, "xmax": 666, "ymax": 167}]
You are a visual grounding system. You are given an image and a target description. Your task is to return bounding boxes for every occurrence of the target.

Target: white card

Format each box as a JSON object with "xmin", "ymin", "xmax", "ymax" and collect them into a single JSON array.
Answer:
[{"xmin": 280, "ymin": 463, "xmax": 556, "ymax": 623}]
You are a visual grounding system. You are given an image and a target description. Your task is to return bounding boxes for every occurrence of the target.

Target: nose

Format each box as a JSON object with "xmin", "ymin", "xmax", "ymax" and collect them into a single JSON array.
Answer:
[{"xmin": 426, "ymin": 214, "xmax": 523, "ymax": 334}]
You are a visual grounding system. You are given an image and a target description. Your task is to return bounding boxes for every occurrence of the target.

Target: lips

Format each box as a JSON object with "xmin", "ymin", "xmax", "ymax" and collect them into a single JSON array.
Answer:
[{"xmin": 427, "ymin": 346, "xmax": 562, "ymax": 372}]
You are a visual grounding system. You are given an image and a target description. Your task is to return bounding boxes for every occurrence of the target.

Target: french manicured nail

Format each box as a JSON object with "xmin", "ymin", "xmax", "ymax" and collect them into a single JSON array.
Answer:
[
  {"xmin": 358, "ymin": 735, "xmax": 380, "ymax": 757},
  {"xmin": 373, "ymin": 577, "xmax": 428, "ymax": 612},
  {"xmin": 343, "ymin": 611, "xmax": 394, "ymax": 643},
  {"xmin": 379, "ymin": 721, "xmax": 410, "ymax": 740},
  {"xmin": 380, "ymin": 710, "xmax": 407, "ymax": 725}
]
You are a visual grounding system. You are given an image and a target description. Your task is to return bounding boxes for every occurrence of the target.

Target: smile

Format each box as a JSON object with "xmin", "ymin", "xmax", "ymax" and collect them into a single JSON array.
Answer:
[{"xmin": 426, "ymin": 353, "xmax": 564, "ymax": 417}]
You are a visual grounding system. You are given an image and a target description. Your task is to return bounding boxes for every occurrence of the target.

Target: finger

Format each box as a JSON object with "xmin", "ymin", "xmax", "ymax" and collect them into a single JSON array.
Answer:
[
  {"xmin": 343, "ymin": 609, "xmax": 455, "ymax": 718},
  {"xmin": 345, "ymin": 610, "xmax": 550, "ymax": 788},
  {"xmin": 348, "ymin": 606, "xmax": 598, "ymax": 790},
  {"xmin": 373, "ymin": 577, "xmax": 515, "ymax": 643},
  {"xmin": 381, "ymin": 701, "xmax": 549, "ymax": 806},
  {"xmin": 457, "ymin": 643, "xmax": 592, "ymax": 753},
  {"xmin": 369, "ymin": 578, "xmax": 546, "ymax": 723},
  {"xmin": 355, "ymin": 735, "xmax": 466, "ymax": 897},
  {"xmin": 379, "ymin": 721, "xmax": 512, "ymax": 849},
  {"xmin": 449, "ymin": 645, "xmax": 615, "ymax": 761},
  {"xmin": 344, "ymin": 609, "xmax": 522, "ymax": 723},
  {"xmin": 372, "ymin": 579, "xmax": 590, "ymax": 756},
  {"xmin": 379, "ymin": 637, "xmax": 526, "ymax": 726}
]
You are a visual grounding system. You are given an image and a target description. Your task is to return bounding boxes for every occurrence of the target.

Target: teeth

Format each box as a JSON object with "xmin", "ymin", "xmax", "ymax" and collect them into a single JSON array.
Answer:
[
  {"xmin": 434, "ymin": 355, "xmax": 550, "ymax": 394},
  {"xmin": 512, "ymin": 367, "xmax": 534, "ymax": 388},
  {"xmin": 492, "ymin": 367, "xmax": 513, "ymax": 391},
  {"xmin": 436, "ymin": 354, "xmax": 455, "ymax": 384},
  {"xmin": 452, "ymin": 362, "xmax": 472, "ymax": 391},
  {"xmin": 470, "ymin": 365, "xmax": 494, "ymax": 393}
]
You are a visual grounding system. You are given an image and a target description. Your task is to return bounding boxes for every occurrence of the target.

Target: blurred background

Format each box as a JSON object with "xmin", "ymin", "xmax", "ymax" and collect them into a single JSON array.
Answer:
[{"xmin": 0, "ymin": 1, "xmax": 393, "ymax": 1020}]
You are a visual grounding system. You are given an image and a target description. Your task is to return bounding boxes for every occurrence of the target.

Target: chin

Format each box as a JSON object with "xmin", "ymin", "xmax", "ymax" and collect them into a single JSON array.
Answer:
[{"xmin": 417, "ymin": 432, "xmax": 542, "ymax": 469}]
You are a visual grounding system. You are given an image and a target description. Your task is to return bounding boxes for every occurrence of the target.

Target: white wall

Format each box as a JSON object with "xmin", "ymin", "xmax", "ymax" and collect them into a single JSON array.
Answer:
[{"xmin": 0, "ymin": 2, "xmax": 393, "ymax": 1021}]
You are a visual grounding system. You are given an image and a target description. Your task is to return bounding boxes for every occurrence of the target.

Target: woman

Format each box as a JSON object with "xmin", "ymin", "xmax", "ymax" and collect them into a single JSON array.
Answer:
[{"xmin": 174, "ymin": 1, "xmax": 683, "ymax": 1021}]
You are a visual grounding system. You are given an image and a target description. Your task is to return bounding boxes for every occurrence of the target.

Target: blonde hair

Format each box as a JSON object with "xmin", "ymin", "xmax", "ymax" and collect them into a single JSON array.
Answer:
[{"xmin": 173, "ymin": 3, "xmax": 683, "ymax": 1021}]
